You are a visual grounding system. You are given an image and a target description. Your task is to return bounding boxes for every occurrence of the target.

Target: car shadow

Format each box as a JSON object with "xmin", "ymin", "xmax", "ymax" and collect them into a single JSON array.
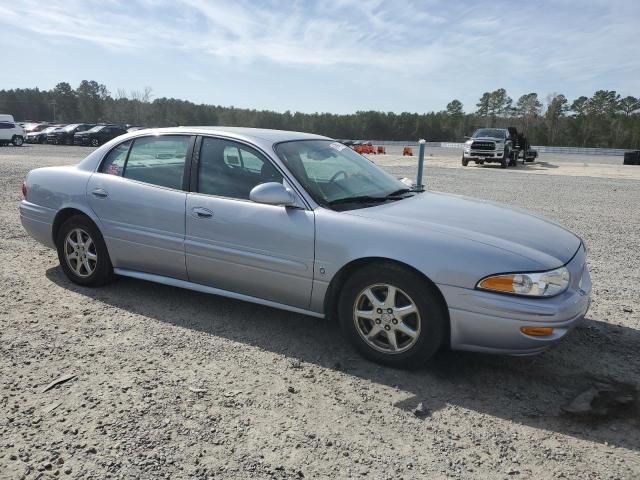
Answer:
[
  {"xmin": 479, "ymin": 161, "xmax": 559, "ymax": 170},
  {"xmin": 46, "ymin": 267, "xmax": 640, "ymax": 451}
]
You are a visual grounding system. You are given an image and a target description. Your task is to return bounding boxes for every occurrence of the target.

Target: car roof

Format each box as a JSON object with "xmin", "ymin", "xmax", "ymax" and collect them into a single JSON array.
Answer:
[{"xmin": 141, "ymin": 126, "xmax": 331, "ymax": 144}]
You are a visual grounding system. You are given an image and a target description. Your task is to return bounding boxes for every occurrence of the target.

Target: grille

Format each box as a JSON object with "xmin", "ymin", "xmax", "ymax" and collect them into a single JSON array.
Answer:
[{"xmin": 471, "ymin": 141, "xmax": 495, "ymax": 150}]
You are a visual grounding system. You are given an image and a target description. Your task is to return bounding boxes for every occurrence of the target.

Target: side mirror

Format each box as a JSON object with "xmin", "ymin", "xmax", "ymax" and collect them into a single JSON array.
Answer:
[
  {"xmin": 249, "ymin": 182, "xmax": 296, "ymax": 207},
  {"xmin": 464, "ymin": 135, "xmax": 471, "ymax": 140}
]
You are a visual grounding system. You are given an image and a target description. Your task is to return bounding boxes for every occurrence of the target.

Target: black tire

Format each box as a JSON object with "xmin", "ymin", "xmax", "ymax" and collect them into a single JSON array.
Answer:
[
  {"xmin": 461, "ymin": 156, "xmax": 468, "ymax": 166},
  {"xmin": 56, "ymin": 215, "xmax": 114, "ymax": 287},
  {"xmin": 90, "ymin": 137, "xmax": 100, "ymax": 147},
  {"xmin": 504, "ymin": 148, "xmax": 514, "ymax": 167},
  {"xmin": 500, "ymin": 153, "xmax": 508, "ymax": 169},
  {"xmin": 337, "ymin": 262, "xmax": 447, "ymax": 368},
  {"xmin": 12, "ymin": 135, "xmax": 24, "ymax": 146}
]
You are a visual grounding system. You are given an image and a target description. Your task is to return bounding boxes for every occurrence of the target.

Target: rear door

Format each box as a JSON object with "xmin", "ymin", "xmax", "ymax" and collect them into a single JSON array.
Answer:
[
  {"xmin": 184, "ymin": 136, "xmax": 315, "ymax": 309},
  {"xmin": 87, "ymin": 135, "xmax": 193, "ymax": 279}
]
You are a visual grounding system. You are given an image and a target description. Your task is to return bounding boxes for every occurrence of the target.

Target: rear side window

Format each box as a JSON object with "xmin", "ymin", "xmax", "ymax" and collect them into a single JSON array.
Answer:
[
  {"xmin": 123, "ymin": 136, "xmax": 190, "ymax": 190},
  {"xmin": 0, "ymin": 123, "xmax": 15, "ymax": 129},
  {"xmin": 101, "ymin": 141, "xmax": 131, "ymax": 176}
]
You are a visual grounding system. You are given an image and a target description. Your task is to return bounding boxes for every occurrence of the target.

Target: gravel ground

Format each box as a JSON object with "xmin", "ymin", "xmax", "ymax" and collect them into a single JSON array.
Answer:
[{"xmin": 1, "ymin": 144, "xmax": 639, "ymax": 479}]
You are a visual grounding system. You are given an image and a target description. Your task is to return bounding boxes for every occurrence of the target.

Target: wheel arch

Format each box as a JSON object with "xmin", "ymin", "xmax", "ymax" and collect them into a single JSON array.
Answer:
[
  {"xmin": 52, "ymin": 206, "xmax": 102, "ymax": 245},
  {"xmin": 323, "ymin": 257, "xmax": 450, "ymax": 343}
]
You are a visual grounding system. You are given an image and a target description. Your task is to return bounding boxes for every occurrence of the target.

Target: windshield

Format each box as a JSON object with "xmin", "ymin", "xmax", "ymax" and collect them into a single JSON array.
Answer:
[
  {"xmin": 473, "ymin": 128, "xmax": 506, "ymax": 139},
  {"xmin": 63, "ymin": 124, "xmax": 80, "ymax": 132},
  {"xmin": 275, "ymin": 140, "xmax": 409, "ymax": 209},
  {"xmin": 87, "ymin": 126, "xmax": 105, "ymax": 133}
]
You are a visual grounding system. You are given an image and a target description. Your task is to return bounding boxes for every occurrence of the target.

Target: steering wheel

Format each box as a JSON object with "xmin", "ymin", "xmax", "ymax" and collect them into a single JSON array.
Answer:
[{"xmin": 329, "ymin": 170, "xmax": 348, "ymax": 183}]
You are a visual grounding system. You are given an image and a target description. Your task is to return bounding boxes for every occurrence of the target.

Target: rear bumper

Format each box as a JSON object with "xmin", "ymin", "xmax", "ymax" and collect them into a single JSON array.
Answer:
[
  {"xmin": 441, "ymin": 245, "xmax": 591, "ymax": 354},
  {"xmin": 20, "ymin": 200, "xmax": 55, "ymax": 248}
]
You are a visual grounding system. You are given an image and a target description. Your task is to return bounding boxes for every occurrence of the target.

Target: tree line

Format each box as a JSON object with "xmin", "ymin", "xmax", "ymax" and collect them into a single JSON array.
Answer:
[{"xmin": 1, "ymin": 81, "xmax": 639, "ymax": 148}]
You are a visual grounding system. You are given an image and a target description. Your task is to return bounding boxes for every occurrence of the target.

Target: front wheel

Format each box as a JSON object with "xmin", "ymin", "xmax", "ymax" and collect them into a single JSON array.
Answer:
[
  {"xmin": 461, "ymin": 156, "xmax": 468, "ymax": 166},
  {"xmin": 12, "ymin": 135, "xmax": 24, "ymax": 146},
  {"xmin": 90, "ymin": 138, "xmax": 100, "ymax": 147},
  {"xmin": 56, "ymin": 215, "xmax": 114, "ymax": 287},
  {"xmin": 338, "ymin": 263, "xmax": 446, "ymax": 368}
]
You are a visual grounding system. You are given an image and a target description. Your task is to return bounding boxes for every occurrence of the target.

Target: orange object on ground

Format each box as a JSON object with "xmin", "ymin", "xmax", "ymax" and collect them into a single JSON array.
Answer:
[
  {"xmin": 377, "ymin": 146, "xmax": 386, "ymax": 154},
  {"xmin": 403, "ymin": 146, "xmax": 413, "ymax": 156}
]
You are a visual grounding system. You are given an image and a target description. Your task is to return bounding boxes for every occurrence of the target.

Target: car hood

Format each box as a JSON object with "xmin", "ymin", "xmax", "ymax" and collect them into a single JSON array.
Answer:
[{"xmin": 344, "ymin": 192, "xmax": 581, "ymax": 269}]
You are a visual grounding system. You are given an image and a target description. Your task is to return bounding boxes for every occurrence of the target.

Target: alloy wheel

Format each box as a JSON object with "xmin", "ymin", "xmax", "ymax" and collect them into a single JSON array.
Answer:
[
  {"xmin": 353, "ymin": 283, "xmax": 421, "ymax": 354},
  {"xmin": 64, "ymin": 228, "xmax": 98, "ymax": 278}
]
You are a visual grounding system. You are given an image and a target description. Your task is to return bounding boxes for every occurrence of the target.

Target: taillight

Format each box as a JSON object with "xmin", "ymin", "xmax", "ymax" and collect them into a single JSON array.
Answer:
[{"xmin": 21, "ymin": 182, "xmax": 27, "ymax": 199}]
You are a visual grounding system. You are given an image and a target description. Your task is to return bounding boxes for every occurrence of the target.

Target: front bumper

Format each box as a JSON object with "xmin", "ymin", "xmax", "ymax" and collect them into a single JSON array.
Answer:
[
  {"xmin": 464, "ymin": 150, "xmax": 503, "ymax": 159},
  {"xmin": 442, "ymin": 244, "xmax": 591, "ymax": 354}
]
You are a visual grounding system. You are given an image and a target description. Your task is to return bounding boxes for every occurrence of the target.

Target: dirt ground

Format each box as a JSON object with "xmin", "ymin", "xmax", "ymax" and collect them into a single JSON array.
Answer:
[{"xmin": 1, "ymin": 144, "xmax": 639, "ymax": 479}]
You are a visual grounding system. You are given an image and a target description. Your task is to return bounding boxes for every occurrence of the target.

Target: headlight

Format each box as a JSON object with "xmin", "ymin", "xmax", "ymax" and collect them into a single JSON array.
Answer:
[{"xmin": 477, "ymin": 267, "xmax": 570, "ymax": 297}]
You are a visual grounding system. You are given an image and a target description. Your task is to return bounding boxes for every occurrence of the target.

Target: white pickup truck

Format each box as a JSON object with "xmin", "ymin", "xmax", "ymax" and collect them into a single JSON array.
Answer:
[
  {"xmin": 0, "ymin": 114, "xmax": 25, "ymax": 146},
  {"xmin": 462, "ymin": 127, "xmax": 515, "ymax": 168}
]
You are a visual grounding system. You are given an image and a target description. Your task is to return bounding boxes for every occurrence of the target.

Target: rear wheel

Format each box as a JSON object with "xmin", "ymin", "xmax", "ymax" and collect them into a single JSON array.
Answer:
[
  {"xmin": 56, "ymin": 215, "xmax": 114, "ymax": 287},
  {"xmin": 338, "ymin": 263, "xmax": 446, "ymax": 368},
  {"xmin": 12, "ymin": 135, "xmax": 24, "ymax": 146},
  {"xmin": 501, "ymin": 150, "xmax": 509, "ymax": 169}
]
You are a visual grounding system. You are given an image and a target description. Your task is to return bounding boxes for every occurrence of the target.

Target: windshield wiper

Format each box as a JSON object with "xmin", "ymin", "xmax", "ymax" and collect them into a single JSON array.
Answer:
[
  {"xmin": 384, "ymin": 187, "xmax": 422, "ymax": 197},
  {"xmin": 327, "ymin": 192, "xmax": 411, "ymax": 207}
]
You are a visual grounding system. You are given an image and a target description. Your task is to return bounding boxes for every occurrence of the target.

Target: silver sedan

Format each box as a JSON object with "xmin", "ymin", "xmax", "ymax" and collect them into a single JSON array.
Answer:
[{"xmin": 20, "ymin": 127, "xmax": 591, "ymax": 367}]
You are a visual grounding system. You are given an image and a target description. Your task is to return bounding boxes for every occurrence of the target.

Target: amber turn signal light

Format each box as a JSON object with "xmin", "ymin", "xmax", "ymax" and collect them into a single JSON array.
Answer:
[{"xmin": 520, "ymin": 326, "xmax": 554, "ymax": 337}]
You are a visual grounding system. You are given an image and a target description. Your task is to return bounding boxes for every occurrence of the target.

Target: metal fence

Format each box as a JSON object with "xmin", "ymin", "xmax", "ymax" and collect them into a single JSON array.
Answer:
[{"xmin": 367, "ymin": 140, "xmax": 630, "ymax": 157}]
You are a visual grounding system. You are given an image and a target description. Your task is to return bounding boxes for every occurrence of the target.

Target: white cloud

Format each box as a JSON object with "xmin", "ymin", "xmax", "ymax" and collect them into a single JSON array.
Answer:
[{"xmin": 0, "ymin": 0, "xmax": 638, "ymax": 110}]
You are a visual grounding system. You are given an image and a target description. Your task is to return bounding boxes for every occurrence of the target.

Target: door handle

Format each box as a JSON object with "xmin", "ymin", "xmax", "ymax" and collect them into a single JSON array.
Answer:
[
  {"xmin": 192, "ymin": 207, "xmax": 213, "ymax": 218},
  {"xmin": 91, "ymin": 188, "xmax": 108, "ymax": 198}
]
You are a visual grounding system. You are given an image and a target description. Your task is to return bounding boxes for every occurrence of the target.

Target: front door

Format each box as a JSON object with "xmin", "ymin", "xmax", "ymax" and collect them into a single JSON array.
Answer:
[
  {"xmin": 87, "ymin": 135, "xmax": 192, "ymax": 280},
  {"xmin": 185, "ymin": 137, "xmax": 315, "ymax": 309}
]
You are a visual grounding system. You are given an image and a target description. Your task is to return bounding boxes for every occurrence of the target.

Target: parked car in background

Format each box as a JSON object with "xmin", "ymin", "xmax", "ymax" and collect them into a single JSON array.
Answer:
[
  {"xmin": 26, "ymin": 126, "xmax": 65, "ymax": 144},
  {"xmin": 22, "ymin": 122, "xmax": 49, "ymax": 134},
  {"xmin": 74, "ymin": 124, "xmax": 128, "ymax": 147},
  {"xmin": 0, "ymin": 114, "xmax": 24, "ymax": 146},
  {"xmin": 19, "ymin": 127, "xmax": 591, "ymax": 368},
  {"xmin": 47, "ymin": 123, "xmax": 96, "ymax": 145}
]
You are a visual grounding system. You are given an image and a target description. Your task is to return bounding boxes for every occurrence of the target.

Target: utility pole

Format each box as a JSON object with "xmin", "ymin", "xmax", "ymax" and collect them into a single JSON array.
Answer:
[{"xmin": 50, "ymin": 100, "xmax": 57, "ymax": 122}]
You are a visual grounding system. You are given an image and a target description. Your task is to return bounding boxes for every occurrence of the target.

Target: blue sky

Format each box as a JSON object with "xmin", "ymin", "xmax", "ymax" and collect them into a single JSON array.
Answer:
[{"xmin": 1, "ymin": 0, "xmax": 638, "ymax": 114}]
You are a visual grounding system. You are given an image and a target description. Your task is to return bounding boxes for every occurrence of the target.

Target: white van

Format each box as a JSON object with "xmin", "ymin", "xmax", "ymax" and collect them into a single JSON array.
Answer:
[{"xmin": 0, "ymin": 114, "xmax": 24, "ymax": 146}]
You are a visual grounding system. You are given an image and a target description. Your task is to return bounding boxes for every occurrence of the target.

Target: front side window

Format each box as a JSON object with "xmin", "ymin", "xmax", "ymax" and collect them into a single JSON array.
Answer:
[
  {"xmin": 123, "ymin": 136, "xmax": 190, "ymax": 189},
  {"xmin": 275, "ymin": 140, "xmax": 408, "ymax": 208},
  {"xmin": 198, "ymin": 138, "xmax": 282, "ymax": 200}
]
